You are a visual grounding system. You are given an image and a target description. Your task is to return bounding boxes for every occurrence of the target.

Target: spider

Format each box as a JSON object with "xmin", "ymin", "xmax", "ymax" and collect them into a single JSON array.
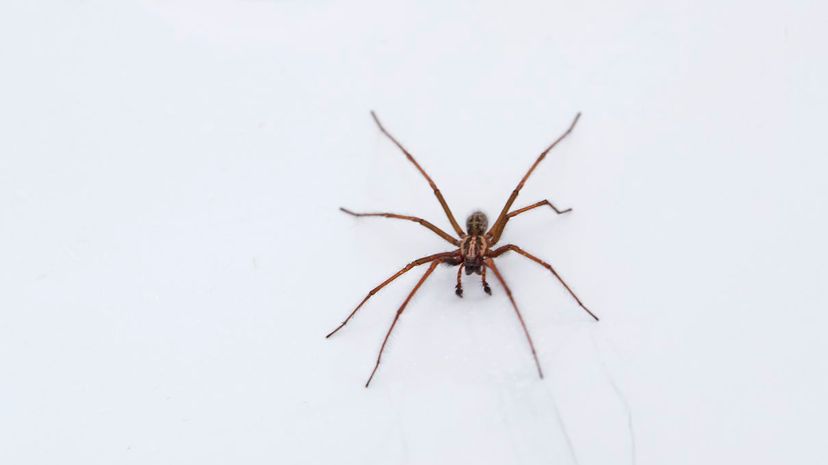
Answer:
[{"xmin": 327, "ymin": 111, "xmax": 598, "ymax": 387}]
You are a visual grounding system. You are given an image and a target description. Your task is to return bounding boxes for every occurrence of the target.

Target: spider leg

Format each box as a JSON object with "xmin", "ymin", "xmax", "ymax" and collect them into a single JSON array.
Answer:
[
  {"xmin": 370, "ymin": 111, "xmax": 465, "ymax": 237},
  {"xmin": 366, "ymin": 259, "xmax": 441, "ymax": 387},
  {"xmin": 487, "ymin": 200, "xmax": 573, "ymax": 238},
  {"xmin": 326, "ymin": 251, "xmax": 457, "ymax": 338},
  {"xmin": 487, "ymin": 113, "xmax": 581, "ymax": 245},
  {"xmin": 490, "ymin": 244, "xmax": 599, "ymax": 321},
  {"xmin": 340, "ymin": 208, "xmax": 459, "ymax": 246},
  {"xmin": 481, "ymin": 265, "xmax": 492, "ymax": 295},
  {"xmin": 508, "ymin": 199, "xmax": 572, "ymax": 218},
  {"xmin": 484, "ymin": 259, "xmax": 543, "ymax": 379},
  {"xmin": 455, "ymin": 264, "xmax": 465, "ymax": 297}
]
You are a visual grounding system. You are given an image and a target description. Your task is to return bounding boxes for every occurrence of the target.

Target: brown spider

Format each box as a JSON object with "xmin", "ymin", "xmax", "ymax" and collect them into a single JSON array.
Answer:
[{"xmin": 328, "ymin": 111, "xmax": 598, "ymax": 387}]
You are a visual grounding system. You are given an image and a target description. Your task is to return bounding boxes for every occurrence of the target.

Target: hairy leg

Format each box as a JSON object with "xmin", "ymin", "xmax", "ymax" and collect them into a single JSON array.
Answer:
[
  {"xmin": 487, "ymin": 113, "xmax": 581, "ymax": 244},
  {"xmin": 366, "ymin": 259, "xmax": 441, "ymax": 387},
  {"xmin": 370, "ymin": 111, "xmax": 465, "ymax": 237},
  {"xmin": 488, "ymin": 200, "xmax": 573, "ymax": 237},
  {"xmin": 326, "ymin": 251, "xmax": 457, "ymax": 338},
  {"xmin": 485, "ymin": 259, "xmax": 543, "ymax": 379},
  {"xmin": 340, "ymin": 208, "xmax": 459, "ymax": 246},
  {"xmin": 509, "ymin": 199, "xmax": 572, "ymax": 218},
  {"xmin": 489, "ymin": 244, "xmax": 599, "ymax": 321}
]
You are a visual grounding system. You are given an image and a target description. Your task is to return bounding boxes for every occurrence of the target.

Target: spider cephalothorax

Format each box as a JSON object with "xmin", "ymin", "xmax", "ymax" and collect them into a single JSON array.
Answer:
[
  {"xmin": 459, "ymin": 214, "xmax": 489, "ymax": 275},
  {"xmin": 329, "ymin": 111, "xmax": 598, "ymax": 387}
]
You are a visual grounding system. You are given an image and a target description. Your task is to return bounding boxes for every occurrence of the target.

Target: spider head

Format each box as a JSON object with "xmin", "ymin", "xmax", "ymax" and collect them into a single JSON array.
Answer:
[{"xmin": 465, "ymin": 211, "xmax": 488, "ymax": 236}]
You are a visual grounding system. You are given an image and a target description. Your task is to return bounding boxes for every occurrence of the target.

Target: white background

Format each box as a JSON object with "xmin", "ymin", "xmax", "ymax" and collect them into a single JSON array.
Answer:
[{"xmin": 2, "ymin": 1, "xmax": 827, "ymax": 464}]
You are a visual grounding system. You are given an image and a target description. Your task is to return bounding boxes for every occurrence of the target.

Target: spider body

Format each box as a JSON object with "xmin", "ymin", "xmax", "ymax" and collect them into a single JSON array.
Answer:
[
  {"xmin": 458, "ymin": 210, "xmax": 490, "ymax": 275},
  {"xmin": 459, "ymin": 230, "xmax": 489, "ymax": 276},
  {"xmin": 329, "ymin": 111, "xmax": 599, "ymax": 387}
]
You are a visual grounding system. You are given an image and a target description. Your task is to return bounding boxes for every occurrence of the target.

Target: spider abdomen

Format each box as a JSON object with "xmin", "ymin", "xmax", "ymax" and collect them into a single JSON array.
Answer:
[{"xmin": 465, "ymin": 210, "xmax": 489, "ymax": 236}]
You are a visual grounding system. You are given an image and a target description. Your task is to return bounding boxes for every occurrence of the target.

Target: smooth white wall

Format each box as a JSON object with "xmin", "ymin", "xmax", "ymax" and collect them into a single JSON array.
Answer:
[{"xmin": 1, "ymin": 1, "xmax": 826, "ymax": 464}]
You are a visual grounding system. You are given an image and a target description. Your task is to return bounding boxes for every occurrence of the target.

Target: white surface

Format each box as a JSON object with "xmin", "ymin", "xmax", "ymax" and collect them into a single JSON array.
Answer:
[{"xmin": 2, "ymin": 1, "xmax": 827, "ymax": 464}]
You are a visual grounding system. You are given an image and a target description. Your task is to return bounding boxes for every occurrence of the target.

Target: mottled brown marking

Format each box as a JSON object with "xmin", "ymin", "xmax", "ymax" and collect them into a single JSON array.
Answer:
[{"xmin": 465, "ymin": 211, "xmax": 488, "ymax": 236}]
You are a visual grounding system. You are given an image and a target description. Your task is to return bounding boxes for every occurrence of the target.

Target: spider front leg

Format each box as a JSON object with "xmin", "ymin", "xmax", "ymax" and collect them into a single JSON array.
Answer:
[
  {"xmin": 366, "ymin": 259, "xmax": 441, "ymax": 387},
  {"xmin": 485, "ymin": 259, "xmax": 543, "ymax": 378},
  {"xmin": 326, "ymin": 251, "xmax": 457, "ymax": 338},
  {"xmin": 489, "ymin": 244, "xmax": 599, "ymax": 321}
]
